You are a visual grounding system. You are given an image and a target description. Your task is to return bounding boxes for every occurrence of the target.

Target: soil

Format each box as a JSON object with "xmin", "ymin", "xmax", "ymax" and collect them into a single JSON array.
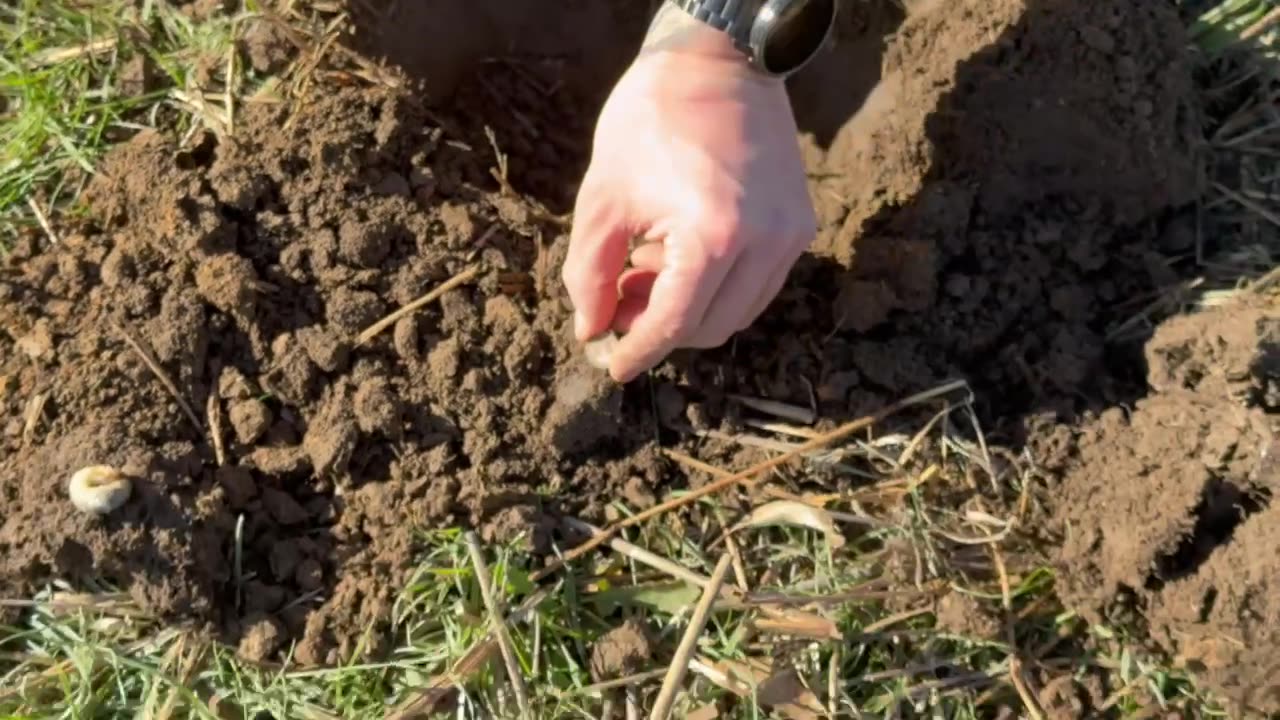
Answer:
[
  {"xmin": 0, "ymin": 0, "xmax": 1275, "ymax": 711},
  {"xmin": 1056, "ymin": 299, "xmax": 1280, "ymax": 714},
  {"xmin": 589, "ymin": 617, "xmax": 655, "ymax": 681}
]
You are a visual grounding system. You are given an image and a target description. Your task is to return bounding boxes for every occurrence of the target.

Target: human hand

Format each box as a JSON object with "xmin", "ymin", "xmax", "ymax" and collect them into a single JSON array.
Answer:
[{"xmin": 562, "ymin": 7, "xmax": 817, "ymax": 383}]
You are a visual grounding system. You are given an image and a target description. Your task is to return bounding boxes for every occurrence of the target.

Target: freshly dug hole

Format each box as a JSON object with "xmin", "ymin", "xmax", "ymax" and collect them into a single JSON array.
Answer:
[{"xmin": 0, "ymin": 0, "xmax": 1214, "ymax": 679}]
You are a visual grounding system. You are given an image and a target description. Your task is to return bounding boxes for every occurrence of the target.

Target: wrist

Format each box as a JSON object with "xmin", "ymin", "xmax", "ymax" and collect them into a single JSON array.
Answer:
[
  {"xmin": 638, "ymin": 3, "xmax": 782, "ymax": 84},
  {"xmin": 641, "ymin": 5, "xmax": 752, "ymax": 67}
]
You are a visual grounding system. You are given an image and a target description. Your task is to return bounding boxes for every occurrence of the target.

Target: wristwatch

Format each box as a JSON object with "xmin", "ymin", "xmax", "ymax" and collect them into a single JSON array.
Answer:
[{"xmin": 668, "ymin": 0, "xmax": 837, "ymax": 77}]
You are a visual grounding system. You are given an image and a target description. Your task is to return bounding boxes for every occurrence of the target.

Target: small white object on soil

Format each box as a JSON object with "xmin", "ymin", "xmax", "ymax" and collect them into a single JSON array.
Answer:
[
  {"xmin": 68, "ymin": 465, "xmax": 133, "ymax": 515},
  {"xmin": 583, "ymin": 332, "xmax": 619, "ymax": 370}
]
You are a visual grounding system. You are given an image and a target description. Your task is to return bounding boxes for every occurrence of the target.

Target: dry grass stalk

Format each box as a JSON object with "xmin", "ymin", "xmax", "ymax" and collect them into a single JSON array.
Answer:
[
  {"xmin": 117, "ymin": 323, "xmax": 205, "ymax": 433},
  {"xmin": 1242, "ymin": 6, "xmax": 1280, "ymax": 40},
  {"xmin": 356, "ymin": 264, "xmax": 481, "ymax": 345},
  {"xmin": 206, "ymin": 388, "xmax": 228, "ymax": 467},
  {"xmin": 21, "ymin": 391, "xmax": 47, "ymax": 446},
  {"xmin": 463, "ymin": 531, "xmax": 531, "ymax": 720},
  {"xmin": 25, "ymin": 197, "xmax": 60, "ymax": 245},
  {"xmin": 751, "ymin": 610, "xmax": 842, "ymax": 641},
  {"xmin": 562, "ymin": 518, "xmax": 712, "ymax": 590},
  {"xmin": 742, "ymin": 418, "xmax": 822, "ymax": 439},
  {"xmin": 532, "ymin": 380, "xmax": 969, "ymax": 581},
  {"xmin": 574, "ymin": 669, "xmax": 669, "ymax": 698},
  {"xmin": 729, "ymin": 394, "xmax": 816, "ymax": 424},
  {"xmin": 1008, "ymin": 656, "xmax": 1046, "ymax": 720},
  {"xmin": 31, "ymin": 38, "xmax": 117, "ymax": 66},
  {"xmin": 649, "ymin": 554, "xmax": 733, "ymax": 720}
]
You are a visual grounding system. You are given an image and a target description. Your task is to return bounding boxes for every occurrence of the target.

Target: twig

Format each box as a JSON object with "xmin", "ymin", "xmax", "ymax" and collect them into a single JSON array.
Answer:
[
  {"xmin": 355, "ymin": 265, "xmax": 480, "ymax": 345},
  {"xmin": 649, "ymin": 554, "xmax": 733, "ymax": 720},
  {"xmin": 464, "ymin": 532, "xmax": 531, "ymax": 720},
  {"xmin": 530, "ymin": 380, "xmax": 969, "ymax": 582},
  {"xmin": 117, "ymin": 322, "xmax": 205, "ymax": 433},
  {"xmin": 26, "ymin": 197, "xmax": 60, "ymax": 245}
]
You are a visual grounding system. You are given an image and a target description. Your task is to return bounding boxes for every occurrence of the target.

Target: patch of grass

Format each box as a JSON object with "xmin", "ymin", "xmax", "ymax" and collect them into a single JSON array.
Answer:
[{"xmin": 0, "ymin": 0, "xmax": 264, "ymax": 250}]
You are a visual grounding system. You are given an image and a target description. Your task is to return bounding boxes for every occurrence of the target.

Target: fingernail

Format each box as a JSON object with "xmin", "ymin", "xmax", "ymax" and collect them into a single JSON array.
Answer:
[{"xmin": 573, "ymin": 311, "xmax": 588, "ymax": 341}]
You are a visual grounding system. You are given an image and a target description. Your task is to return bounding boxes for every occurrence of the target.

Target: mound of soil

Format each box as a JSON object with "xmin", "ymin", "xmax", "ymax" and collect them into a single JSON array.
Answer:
[
  {"xmin": 0, "ymin": 0, "xmax": 1240, "ymax": 685},
  {"xmin": 0, "ymin": 78, "xmax": 660, "ymax": 665},
  {"xmin": 1056, "ymin": 299, "xmax": 1279, "ymax": 713}
]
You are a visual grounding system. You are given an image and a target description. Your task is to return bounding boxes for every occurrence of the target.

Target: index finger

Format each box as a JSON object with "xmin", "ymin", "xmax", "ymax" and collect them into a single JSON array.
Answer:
[{"xmin": 608, "ymin": 237, "xmax": 731, "ymax": 382}]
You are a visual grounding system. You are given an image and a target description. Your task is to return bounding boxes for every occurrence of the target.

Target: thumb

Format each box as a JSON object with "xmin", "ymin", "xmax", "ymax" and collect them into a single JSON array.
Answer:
[{"xmin": 562, "ymin": 184, "xmax": 633, "ymax": 341}]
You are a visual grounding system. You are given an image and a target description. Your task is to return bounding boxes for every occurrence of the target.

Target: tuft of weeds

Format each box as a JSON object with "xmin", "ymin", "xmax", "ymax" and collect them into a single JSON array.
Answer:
[{"xmin": 0, "ymin": 0, "xmax": 274, "ymax": 250}]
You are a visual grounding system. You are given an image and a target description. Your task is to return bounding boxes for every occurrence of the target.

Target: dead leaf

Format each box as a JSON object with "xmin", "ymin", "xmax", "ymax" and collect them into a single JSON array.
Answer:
[
  {"xmin": 725, "ymin": 500, "xmax": 846, "ymax": 549},
  {"xmin": 696, "ymin": 656, "xmax": 825, "ymax": 720}
]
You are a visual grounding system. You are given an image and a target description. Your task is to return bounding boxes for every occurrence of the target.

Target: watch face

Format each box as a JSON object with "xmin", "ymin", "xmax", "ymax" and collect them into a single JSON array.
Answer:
[{"xmin": 758, "ymin": 0, "xmax": 836, "ymax": 75}]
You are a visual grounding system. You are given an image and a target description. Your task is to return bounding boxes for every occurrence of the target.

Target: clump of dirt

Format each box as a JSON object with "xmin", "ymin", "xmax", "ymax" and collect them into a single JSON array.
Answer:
[
  {"xmin": 1056, "ymin": 299, "xmax": 1279, "ymax": 713},
  {"xmin": 589, "ymin": 617, "xmax": 655, "ymax": 681}
]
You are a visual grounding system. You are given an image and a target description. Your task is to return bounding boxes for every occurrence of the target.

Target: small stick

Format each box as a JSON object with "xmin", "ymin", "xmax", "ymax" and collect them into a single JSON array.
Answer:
[
  {"xmin": 530, "ymin": 380, "xmax": 969, "ymax": 582},
  {"xmin": 648, "ymin": 554, "xmax": 733, "ymax": 720},
  {"xmin": 355, "ymin": 264, "xmax": 481, "ymax": 345},
  {"xmin": 729, "ymin": 394, "xmax": 816, "ymax": 424},
  {"xmin": 207, "ymin": 388, "xmax": 227, "ymax": 467},
  {"xmin": 464, "ymin": 532, "xmax": 531, "ymax": 720},
  {"xmin": 26, "ymin": 197, "xmax": 60, "ymax": 245},
  {"xmin": 117, "ymin": 322, "xmax": 205, "ymax": 433}
]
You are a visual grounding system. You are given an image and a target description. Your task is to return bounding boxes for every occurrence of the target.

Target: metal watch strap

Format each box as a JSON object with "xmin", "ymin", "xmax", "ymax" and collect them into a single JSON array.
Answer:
[{"xmin": 668, "ymin": 0, "xmax": 754, "ymax": 48}]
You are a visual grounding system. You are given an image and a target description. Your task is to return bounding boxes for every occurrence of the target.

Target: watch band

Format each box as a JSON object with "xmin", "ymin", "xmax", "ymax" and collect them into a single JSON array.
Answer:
[
  {"xmin": 668, "ymin": 0, "xmax": 755, "ymax": 50},
  {"xmin": 666, "ymin": 0, "xmax": 835, "ymax": 77}
]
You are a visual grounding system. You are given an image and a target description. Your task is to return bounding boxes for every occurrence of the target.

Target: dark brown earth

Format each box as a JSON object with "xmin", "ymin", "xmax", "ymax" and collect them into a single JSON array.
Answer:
[
  {"xmin": 1056, "ymin": 299, "xmax": 1280, "ymax": 714},
  {"xmin": 0, "ymin": 0, "xmax": 1275, "ymax": 711}
]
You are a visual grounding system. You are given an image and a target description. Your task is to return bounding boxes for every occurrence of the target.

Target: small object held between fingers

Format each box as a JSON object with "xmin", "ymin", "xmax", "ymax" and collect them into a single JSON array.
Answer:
[
  {"xmin": 583, "ymin": 332, "xmax": 620, "ymax": 371},
  {"xmin": 68, "ymin": 465, "xmax": 133, "ymax": 515}
]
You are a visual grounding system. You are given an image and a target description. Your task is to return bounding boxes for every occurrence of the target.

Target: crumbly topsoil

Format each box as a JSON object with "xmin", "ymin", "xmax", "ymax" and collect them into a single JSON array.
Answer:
[
  {"xmin": 1, "ymin": 0, "xmax": 1254, "ymax": 696},
  {"xmin": 1055, "ymin": 299, "xmax": 1279, "ymax": 714}
]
